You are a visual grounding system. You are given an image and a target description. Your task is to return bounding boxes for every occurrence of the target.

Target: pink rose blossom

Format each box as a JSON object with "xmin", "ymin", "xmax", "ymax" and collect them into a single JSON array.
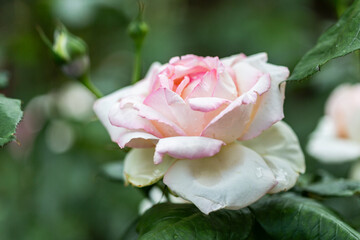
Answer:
[{"xmin": 94, "ymin": 53, "xmax": 305, "ymax": 214}]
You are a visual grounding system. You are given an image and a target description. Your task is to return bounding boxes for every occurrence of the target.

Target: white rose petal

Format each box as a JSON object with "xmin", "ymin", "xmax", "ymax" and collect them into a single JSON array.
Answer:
[
  {"xmin": 242, "ymin": 121, "xmax": 305, "ymax": 193},
  {"xmin": 163, "ymin": 142, "xmax": 277, "ymax": 214},
  {"xmin": 124, "ymin": 148, "xmax": 175, "ymax": 187},
  {"xmin": 307, "ymin": 117, "xmax": 360, "ymax": 163}
]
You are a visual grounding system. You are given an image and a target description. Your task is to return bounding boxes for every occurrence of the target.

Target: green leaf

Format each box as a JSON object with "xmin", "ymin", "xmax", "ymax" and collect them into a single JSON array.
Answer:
[
  {"xmin": 134, "ymin": 194, "xmax": 360, "ymax": 240},
  {"xmin": 100, "ymin": 161, "xmax": 125, "ymax": 183},
  {"xmin": 136, "ymin": 203, "xmax": 256, "ymax": 240},
  {"xmin": 302, "ymin": 179, "xmax": 360, "ymax": 198},
  {"xmin": 0, "ymin": 95, "xmax": 23, "ymax": 147},
  {"xmin": 288, "ymin": 0, "xmax": 360, "ymax": 81},
  {"xmin": 120, "ymin": 218, "xmax": 139, "ymax": 240},
  {"xmin": 250, "ymin": 193, "xmax": 360, "ymax": 240}
]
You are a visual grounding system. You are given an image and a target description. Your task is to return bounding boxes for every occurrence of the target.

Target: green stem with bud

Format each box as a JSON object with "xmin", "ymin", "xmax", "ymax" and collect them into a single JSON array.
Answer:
[
  {"xmin": 129, "ymin": 1, "xmax": 148, "ymax": 84},
  {"xmin": 132, "ymin": 44, "xmax": 143, "ymax": 85},
  {"xmin": 79, "ymin": 74, "xmax": 103, "ymax": 98}
]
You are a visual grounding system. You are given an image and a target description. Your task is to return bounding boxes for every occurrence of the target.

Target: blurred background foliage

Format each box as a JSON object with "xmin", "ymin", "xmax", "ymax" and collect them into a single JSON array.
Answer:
[{"xmin": 0, "ymin": 0, "xmax": 359, "ymax": 239}]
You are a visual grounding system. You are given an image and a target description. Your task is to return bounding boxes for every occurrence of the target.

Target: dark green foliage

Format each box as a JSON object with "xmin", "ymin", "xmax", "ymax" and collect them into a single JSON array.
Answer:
[
  {"xmin": 132, "ymin": 194, "xmax": 360, "ymax": 240},
  {"xmin": 289, "ymin": 0, "xmax": 360, "ymax": 81},
  {"xmin": 0, "ymin": 95, "xmax": 23, "ymax": 147}
]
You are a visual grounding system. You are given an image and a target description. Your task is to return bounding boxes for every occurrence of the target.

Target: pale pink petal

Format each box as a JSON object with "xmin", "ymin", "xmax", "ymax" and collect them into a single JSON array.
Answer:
[
  {"xmin": 109, "ymin": 101, "xmax": 162, "ymax": 137},
  {"xmin": 188, "ymin": 97, "xmax": 230, "ymax": 112},
  {"xmin": 163, "ymin": 142, "xmax": 277, "ymax": 214},
  {"xmin": 181, "ymin": 79, "xmax": 201, "ymax": 99},
  {"xmin": 200, "ymin": 73, "xmax": 270, "ymax": 143},
  {"xmin": 144, "ymin": 88, "xmax": 204, "ymax": 135},
  {"xmin": 232, "ymin": 62, "xmax": 264, "ymax": 94},
  {"xmin": 201, "ymin": 96, "xmax": 254, "ymax": 143},
  {"xmin": 212, "ymin": 70, "xmax": 238, "ymax": 100},
  {"xmin": 236, "ymin": 54, "xmax": 289, "ymax": 141},
  {"xmin": 175, "ymin": 76, "xmax": 190, "ymax": 95},
  {"xmin": 220, "ymin": 53, "xmax": 247, "ymax": 67},
  {"xmin": 116, "ymin": 131, "xmax": 159, "ymax": 148},
  {"xmin": 159, "ymin": 73, "xmax": 173, "ymax": 90},
  {"xmin": 242, "ymin": 52, "xmax": 268, "ymax": 64},
  {"xmin": 136, "ymin": 104, "xmax": 187, "ymax": 137},
  {"xmin": 188, "ymin": 69, "xmax": 217, "ymax": 98},
  {"xmin": 168, "ymin": 55, "xmax": 209, "ymax": 81},
  {"xmin": 93, "ymin": 91, "xmax": 128, "ymax": 142},
  {"xmin": 145, "ymin": 62, "xmax": 163, "ymax": 79},
  {"xmin": 93, "ymin": 79, "xmax": 150, "ymax": 142},
  {"xmin": 148, "ymin": 62, "xmax": 167, "ymax": 92},
  {"xmin": 153, "ymin": 136, "xmax": 225, "ymax": 164},
  {"xmin": 110, "ymin": 95, "xmax": 186, "ymax": 137}
]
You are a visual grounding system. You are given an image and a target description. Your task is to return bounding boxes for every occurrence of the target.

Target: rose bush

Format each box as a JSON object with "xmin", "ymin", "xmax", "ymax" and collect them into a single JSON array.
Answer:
[
  {"xmin": 308, "ymin": 84, "xmax": 360, "ymax": 162},
  {"xmin": 94, "ymin": 53, "xmax": 305, "ymax": 214}
]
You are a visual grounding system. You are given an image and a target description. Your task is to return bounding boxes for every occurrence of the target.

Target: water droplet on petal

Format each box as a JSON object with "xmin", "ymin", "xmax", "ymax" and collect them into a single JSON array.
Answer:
[
  {"xmin": 153, "ymin": 169, "xmax": 162, "ymax": 177},
  {"xmin": 275, "ymin": 169, "xmax": 288, "ymax": 182},
  {"xmin": 256, "ymin": 167, "xmax": 263, "ymax": 178}
]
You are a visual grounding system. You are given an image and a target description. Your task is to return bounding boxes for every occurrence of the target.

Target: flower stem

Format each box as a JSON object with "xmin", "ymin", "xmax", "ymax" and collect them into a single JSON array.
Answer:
[
  {"xmin": 79, "ymin": 74, "xmax": 103, "ymax": 98},
  {"xmin": 156, "ymin": 182, "xmax": 170, "ymax": 202},
  {"xmin": 131, "ymin": 45, "xmax": 142, "ymax": 85}
]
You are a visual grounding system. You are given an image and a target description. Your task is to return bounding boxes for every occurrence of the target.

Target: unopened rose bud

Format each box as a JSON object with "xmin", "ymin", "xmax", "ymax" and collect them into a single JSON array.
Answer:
[
  {"xmin": 38, "ymin": 24, "xmax": 102, "ymax": 98},
  {"xmin": 128, "ymin": 3, "xmax": 148, "ymax": 47},
  {"xmin": 52, "ymin": 25, "xmax": 89, "ymax": 78},
  {"xmin": 128, "ymin": 20, "xmax": 148, "ymax": 46}
]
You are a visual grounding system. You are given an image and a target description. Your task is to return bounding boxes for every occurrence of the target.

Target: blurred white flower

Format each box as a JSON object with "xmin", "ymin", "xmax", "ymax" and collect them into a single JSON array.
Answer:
[
  {"xmin": 57, "ymin": 82, "xmax": 95, "ymax": 121},
  {"xmin": 45, "ymin": 119, "xmax": 75, "ymax": 154},
  {"xmin": 307, "ymin": 84, "xmax": 360, "ymax": 163},
  {"xmin": 9, "ymin": 95, "xmax": 54, "ymax": 159},
  {"xmin": 9, "ymin": 82, "xmax": 94, "ymax": 158}
]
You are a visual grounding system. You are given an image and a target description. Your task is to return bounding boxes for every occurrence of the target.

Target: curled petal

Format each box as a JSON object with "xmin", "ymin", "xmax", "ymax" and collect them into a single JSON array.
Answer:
[
  {"xmin": 212, "ymin": 70, "xmax": 238, "ymax": 100},
  {"xmin": 93, "ymin": 86, "xmax": 131, "ymax": 142},
  {"xmin": 242, "ymin": 52, "xmax": 268, "ymax": 64},
  {"xmin": 188, "ymin": 69, "xmax": 217, "ymax": 98},
  {"xmin": 111, "ymin": 95, "xmax": 186, "ymax": 137},
  {"xmin": 163, "ymin": 142, "xmax": 277, "ymax": 214},
  {"xmin": 201, "ymin": 74, "xmax": 270, "ymax": 143},
  {"xmin": 93, "ymin": 78, "xmax": 151, "ymax": 142},
  {"xmin": 136, "ymin": 104, "xmax": 187, "ymax": 137},
  {"xmin": 109, "ymin": 101, "xmax": 161, "ymax": 137},
  {"xmin": 242, "ymin": 121, "xmax": 305, "ymax": 193},
  {"xmin": 117, "ymin": 131, "xmax": 159, "ymax": 148},
  {"xmin": 307, "ymin": 117, "xmax": 360, "ymax": 162},
  {"xmin": 124, "ymin": 148, "xmax": 175, "ymax": 187},
  {"xmin": 220, "ymin": 53, "xmax": 247, "ymax": 67},
  {"xmin": 201, "ymin": 96, "xmax": 253, "ymax": 143},
  {"xmin": 144, "ymin": 88, "xmax": 204, "ymax": 135},
  {"xmin": 188, "ymin": 97, "xmax": 230, "ymax": 112},
  {"xmin": 153, "ymin": 136, "xmax": 225, "ymax": 164},
  {"xmin": 232, "ymin": 62, "xmax": 264, "ymax": 94},
  {"xmin": 237, "ymin": 53, "xmax": 289, "ymax": 141}
]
